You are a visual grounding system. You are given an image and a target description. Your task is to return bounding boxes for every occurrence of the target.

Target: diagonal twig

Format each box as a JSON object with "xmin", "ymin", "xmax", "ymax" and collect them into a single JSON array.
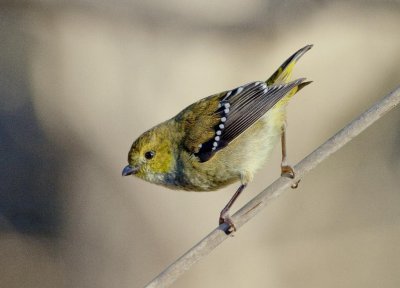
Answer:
[{"xmin": 144, "ymin": 85, "xmax": 400, "ymax": 288}]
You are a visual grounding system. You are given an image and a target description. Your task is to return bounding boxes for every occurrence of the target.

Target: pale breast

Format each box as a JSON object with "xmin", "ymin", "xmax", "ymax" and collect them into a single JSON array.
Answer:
[{"xmin": 179, "ymin": 106, "xmax": 286, "ymax": 191}]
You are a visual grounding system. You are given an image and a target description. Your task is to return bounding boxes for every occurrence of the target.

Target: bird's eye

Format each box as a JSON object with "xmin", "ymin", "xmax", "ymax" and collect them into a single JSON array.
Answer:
[{"xmin": 144, "ymin": 151, "xmax": 155, "ymax": 160}]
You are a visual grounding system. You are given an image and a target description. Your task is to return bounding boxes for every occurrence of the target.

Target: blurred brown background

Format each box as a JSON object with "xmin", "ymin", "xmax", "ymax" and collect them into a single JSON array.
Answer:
[{"xmin": 1, "ymin": 1, "xmax": 400, "ymax": 287}]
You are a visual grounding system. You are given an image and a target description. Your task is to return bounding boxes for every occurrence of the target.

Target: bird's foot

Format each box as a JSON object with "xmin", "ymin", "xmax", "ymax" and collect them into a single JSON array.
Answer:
[
  {"xmin": 281, "ymin": 164, "xmax": 295, "ymax": 178},
  {"xmin": 219, "ymin": 212, "xmax": 236, "ymax": 235},
  {"xmin": 281, "ymin": 165, "xmax": 300, "ymax": 189}
]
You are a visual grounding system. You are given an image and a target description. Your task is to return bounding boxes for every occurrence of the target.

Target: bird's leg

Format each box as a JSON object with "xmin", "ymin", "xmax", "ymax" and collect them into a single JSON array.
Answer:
[
  {"xmin": 280, "ymin": 123, "xmax": 294, "ymax": 178},
  {"xmin": 280, "ymin": 124, "xmax": 300, "ymax": 189},
  {"xmin": 219, "ymin": 184, "xmax": 247, "ymax": 234}
]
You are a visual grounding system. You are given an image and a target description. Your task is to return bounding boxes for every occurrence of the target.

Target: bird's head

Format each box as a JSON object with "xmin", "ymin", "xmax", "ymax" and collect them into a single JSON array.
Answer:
[{"xmin": 122, "ymin": 124, "xmax": 177, "ymax": 185}]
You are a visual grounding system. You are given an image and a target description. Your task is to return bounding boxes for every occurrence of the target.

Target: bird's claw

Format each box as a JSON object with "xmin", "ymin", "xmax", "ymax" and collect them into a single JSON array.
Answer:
[
  {"xmin": 281, "ymin": 165, "xmax": 300, "ymax": 189},
  {"xmin": 219, "ymin": 213, "xmax": 236, "ymax": 235},
  {"xmin": 281, "ymin": 165, "xmax": 295, "ymax": 178}
]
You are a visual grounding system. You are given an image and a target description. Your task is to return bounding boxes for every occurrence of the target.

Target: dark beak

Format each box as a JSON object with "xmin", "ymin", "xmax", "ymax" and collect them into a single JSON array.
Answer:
[{"xmin": 122, "ymin": 165, "xmax": 139, "ymax": 176}]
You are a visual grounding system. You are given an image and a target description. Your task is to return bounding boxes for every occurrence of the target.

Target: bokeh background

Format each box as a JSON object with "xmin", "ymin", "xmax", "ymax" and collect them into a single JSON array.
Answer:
[{"xmin": 1, "ymin": 1, "xmax": 400, "ymax": 287}]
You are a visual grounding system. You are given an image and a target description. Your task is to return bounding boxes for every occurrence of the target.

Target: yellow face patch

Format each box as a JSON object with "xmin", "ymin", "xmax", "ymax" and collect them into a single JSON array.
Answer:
[{"xmin": 128, "ymin": 125, "xmax": 175, "ymax": 179}]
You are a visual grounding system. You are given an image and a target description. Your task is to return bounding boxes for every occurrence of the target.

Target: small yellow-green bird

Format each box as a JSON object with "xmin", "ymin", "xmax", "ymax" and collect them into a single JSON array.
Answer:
[{"xmin": 123, "ymin": 45, "xmax": 312, "ymax": 233}]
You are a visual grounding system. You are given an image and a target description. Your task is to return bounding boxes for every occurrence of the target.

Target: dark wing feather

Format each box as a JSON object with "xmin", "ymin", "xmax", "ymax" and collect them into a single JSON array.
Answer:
[
  {"xmin": 221, "ymin": 79, "xmax": 305, "ymax": 143},
  {"xmin": 181, "ymin": 78, "xmax": 306, "ymax": 162}
]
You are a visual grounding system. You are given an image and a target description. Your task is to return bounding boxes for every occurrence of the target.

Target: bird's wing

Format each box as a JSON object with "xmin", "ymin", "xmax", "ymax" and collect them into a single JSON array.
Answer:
[{"xmin": 178, "ymin": 78, "xmax": 309, "ymax": 162}]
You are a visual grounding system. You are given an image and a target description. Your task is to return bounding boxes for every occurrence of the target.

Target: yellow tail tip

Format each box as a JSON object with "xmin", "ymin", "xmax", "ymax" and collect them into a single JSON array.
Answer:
[{"xmin": 266, "ymin": 45, "xmax": 313, "ymax": 85}]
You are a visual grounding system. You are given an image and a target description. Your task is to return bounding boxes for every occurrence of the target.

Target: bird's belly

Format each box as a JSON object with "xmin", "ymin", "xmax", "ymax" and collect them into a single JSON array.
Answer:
[
  {"xmin": 181, "ymin": 107, "xmax": 286, "ymax": 191},
  {"xmin": 220, "ymin": 107, "xmax": 285, "ymax": 181}
]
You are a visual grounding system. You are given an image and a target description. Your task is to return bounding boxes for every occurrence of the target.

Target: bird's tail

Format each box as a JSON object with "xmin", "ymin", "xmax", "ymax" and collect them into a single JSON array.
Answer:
[
  {"xmin": 273, "ymin": 79, "xmax": 313, "ymax": 109},
  {"xmin": 266, "ymin": 44, "xmax": 313, "ymax": 85}
]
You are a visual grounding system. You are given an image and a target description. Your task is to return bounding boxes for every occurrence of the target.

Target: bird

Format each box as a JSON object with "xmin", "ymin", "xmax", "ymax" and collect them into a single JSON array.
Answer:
[{"xmin": 122, "ymin": 45, "xmax": 312, "ymax": 234}]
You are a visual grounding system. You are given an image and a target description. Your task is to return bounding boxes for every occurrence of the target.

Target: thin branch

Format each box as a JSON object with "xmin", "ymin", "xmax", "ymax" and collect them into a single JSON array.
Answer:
[{"xmin": 144, "ymin": 86, "xmax": 400, "ymax": 288}]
